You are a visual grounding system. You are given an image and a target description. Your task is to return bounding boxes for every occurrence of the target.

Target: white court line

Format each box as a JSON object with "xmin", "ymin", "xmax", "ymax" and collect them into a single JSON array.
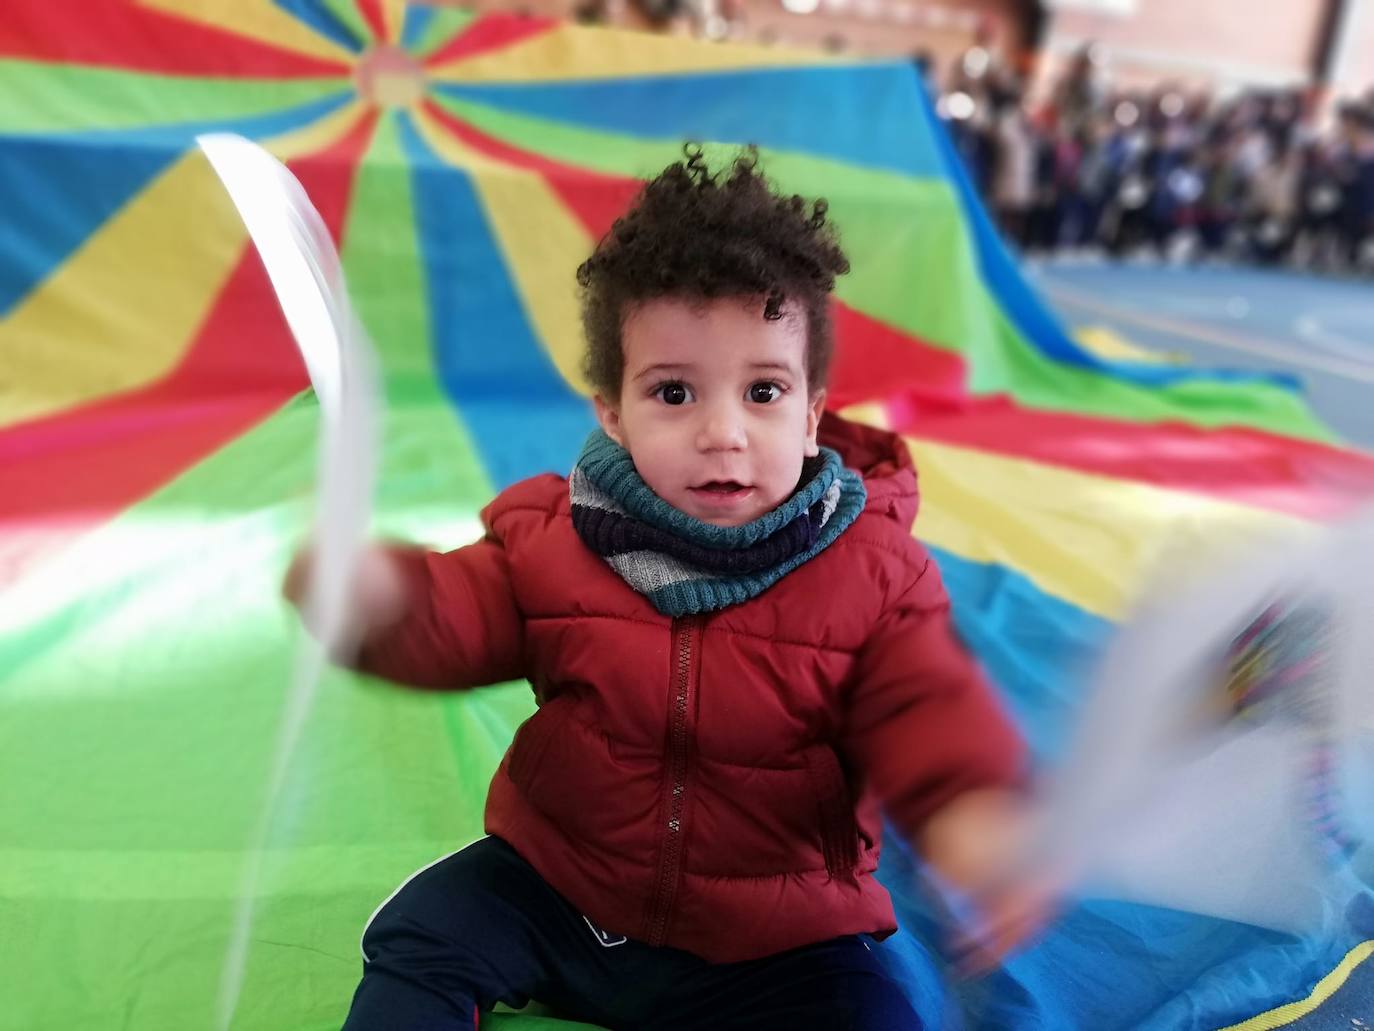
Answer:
[
  {"xmin": 1295, "ymin": 316, "xmax": 1373, "ymax": 362},
  {"xmin": 1042, "ymin": 279, "xmax": 1374, "ymax": 386}
]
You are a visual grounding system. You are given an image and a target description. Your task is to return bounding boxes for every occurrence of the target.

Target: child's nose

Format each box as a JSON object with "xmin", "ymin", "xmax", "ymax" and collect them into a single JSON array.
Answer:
[{"xmin": 696, "ymin": 406, "xmax": 746, "ymax": 452}]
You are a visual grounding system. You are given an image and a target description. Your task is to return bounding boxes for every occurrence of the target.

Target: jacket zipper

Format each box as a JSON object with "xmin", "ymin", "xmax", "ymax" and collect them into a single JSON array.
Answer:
[{"xmin": 645, "ymin": 614, "xmax": 699, "ymax": 945}]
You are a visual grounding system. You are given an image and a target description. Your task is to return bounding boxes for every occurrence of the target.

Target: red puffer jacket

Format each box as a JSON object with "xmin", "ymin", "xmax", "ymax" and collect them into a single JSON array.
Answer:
[{"xmin": 355, "ymin": 413, "xmax": 1024, "ymax": 963}]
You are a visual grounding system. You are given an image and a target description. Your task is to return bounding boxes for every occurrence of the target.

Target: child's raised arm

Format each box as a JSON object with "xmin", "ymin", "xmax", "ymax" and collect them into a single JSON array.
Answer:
[
  {"xmin": 283, "ymin": 536, "xmax": 526, "ymax": 690},
  {"xmin": 840, "ymin": 546, "xmax": 1024, "ymax": 838},
  {"xmin": 840, "ymin": 542, "xmax": 1055, "ymax": 965}
]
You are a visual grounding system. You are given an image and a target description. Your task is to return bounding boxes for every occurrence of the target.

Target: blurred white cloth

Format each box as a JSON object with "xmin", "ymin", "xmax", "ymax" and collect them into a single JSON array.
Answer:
[
  {"xmin": 1031, "ymin": 509, "xmax": 1374, "ymax": 933},
  {"xmin": 197, "ymin": 132, "xmax": 382, "ymax": 1030}
]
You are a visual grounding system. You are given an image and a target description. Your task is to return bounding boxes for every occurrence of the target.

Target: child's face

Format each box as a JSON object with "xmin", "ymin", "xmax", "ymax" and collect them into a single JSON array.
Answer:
[{"xmin": 594, "ymin": 297, "xmax": 825, "ymax": 527}]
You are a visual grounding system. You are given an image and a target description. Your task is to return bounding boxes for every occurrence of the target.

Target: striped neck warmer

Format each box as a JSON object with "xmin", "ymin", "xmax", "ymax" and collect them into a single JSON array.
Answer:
[{"xmin": 570, "ymin": 430, "xmax": 867, "ymax": 617}]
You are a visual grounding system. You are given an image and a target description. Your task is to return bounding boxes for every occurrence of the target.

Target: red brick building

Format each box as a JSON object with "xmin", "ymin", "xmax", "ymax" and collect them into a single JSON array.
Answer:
[{"xmin": 428, "ymin": 0, "xmax": 1373, "ymax": 102}]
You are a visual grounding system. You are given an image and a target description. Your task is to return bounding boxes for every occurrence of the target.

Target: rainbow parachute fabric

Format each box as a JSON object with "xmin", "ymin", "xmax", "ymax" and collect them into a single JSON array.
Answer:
[{"xmin": 4, "ymin": 3, "xmax": 1374, "ymax": 1028}]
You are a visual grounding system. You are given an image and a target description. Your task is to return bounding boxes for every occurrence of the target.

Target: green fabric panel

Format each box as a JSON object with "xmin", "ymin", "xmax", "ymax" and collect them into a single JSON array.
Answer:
[
  {"xmin": 962, "ymin": 304, "xmax": 1335, "ymax": 440},
  {"xmin": 432, "ymin": 93, "xmax": 682, "ymax": 174},
  {"xmin": 413, "ymin": 4, "xmax": 480, "ymax": 56},
  {"xmin": 0, "ymin": 61, "xmax": 351, "ymax": 134},
  {"xmin": 342, "ymin": 112, "xmax": 446, "ymax": 392},
  {"xmin": 0, "ymin": 391, "xmax": 539, "ymax": 1029}
]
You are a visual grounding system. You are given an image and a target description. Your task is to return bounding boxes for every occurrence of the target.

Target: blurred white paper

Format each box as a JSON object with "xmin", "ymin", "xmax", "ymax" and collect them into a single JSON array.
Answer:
[
  {"xmin": 1032, "ymin": 510, "xmax": 1374, "ymax": 933},
  {"xmin": 197, "ymin": 132, "xmax": 381, "ymax": 1028}
]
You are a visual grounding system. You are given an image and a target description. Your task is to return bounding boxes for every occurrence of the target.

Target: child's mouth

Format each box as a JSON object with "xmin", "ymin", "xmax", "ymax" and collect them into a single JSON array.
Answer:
[{"xmin": 689, "ymin": 481, "xmax": 753, "ymax": 503}]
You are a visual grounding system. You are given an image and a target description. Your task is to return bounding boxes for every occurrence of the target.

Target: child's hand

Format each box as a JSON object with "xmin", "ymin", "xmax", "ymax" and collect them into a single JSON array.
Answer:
[
  {"xmin": 943, "ymin": 864, "xmax": 1059, "ymax": 977},
  {"xmin": 918, "ymin": 789, "xmax": 1061, "ymax": 975},
  {"xmin": 283, "ymin": 543, "xmax": 409, "ymax": 652}
]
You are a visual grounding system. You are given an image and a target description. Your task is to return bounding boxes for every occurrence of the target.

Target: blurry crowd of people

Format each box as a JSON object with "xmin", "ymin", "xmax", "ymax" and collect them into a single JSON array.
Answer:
[{"xmin": 941, "ymin": 48, "xmax": 1374, "ymax": 276}]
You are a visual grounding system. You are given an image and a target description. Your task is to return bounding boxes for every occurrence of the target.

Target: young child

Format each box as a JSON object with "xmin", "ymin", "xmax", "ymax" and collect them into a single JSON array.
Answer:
[{"xmin": 288, "ymin": 148, "xmax": 1041, "ymax": 1030}]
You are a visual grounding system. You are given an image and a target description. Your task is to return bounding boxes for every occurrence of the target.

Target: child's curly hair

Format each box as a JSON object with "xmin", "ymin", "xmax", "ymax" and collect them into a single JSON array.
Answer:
[{"xmin": 576, "ymin": 145, "xmax": 850, "ymax": 400}]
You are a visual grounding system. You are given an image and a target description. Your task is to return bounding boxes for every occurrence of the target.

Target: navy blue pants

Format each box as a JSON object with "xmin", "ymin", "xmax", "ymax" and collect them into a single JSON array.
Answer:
[{"xmin": 343, "ymin": 836, "xmax": 922, "ymax": 1030}]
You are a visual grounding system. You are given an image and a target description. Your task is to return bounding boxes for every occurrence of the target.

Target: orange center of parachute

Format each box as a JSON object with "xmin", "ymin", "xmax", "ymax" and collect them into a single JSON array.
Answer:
[{"xmin": 355, "ymin": 45, "xmax": 426, "ymax": 108}]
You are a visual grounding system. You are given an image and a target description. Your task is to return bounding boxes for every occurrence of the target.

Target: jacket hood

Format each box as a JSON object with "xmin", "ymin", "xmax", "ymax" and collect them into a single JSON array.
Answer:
[{"xmin": 817, "ymin": 411, "xmax": 918, "ymax": 532}]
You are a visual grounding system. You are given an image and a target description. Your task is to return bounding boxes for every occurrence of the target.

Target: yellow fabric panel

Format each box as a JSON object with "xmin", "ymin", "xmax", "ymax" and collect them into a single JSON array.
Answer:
[
  {"xmin": 409, "ymin": 106, "xmax": 593, "ymax": 396},
  {"xmin": 134, "ymin": 0, "xmax": 356, "ymax": 64},
  {"xmin": 1075, "ymin": 325, "xmax": 1186, "ymax": 366},
  {"xmin": 908, "ymin": 436, "xmax": 1307, "ymax": 619},
  {"xmin": 263, "ymin": 98, "xmax": 371, "ymax": 162},
  {"xmin": 0, "ymin": 156, "xmax": 244, "ymax": 429},
  {"xmin": 428, "ymin": 22, "xmax": 836, "ymax": 83},
  {"xmin": 0, "ymin": 103, "xmax": 367, "ymax": 430},
  {"xmin": 378, "ymin": 0, "xmax": 408, "ymax": 43},
  {"xmin": 1217, "ymin": 940, "xmax": 1374, "ymax": 1031}
]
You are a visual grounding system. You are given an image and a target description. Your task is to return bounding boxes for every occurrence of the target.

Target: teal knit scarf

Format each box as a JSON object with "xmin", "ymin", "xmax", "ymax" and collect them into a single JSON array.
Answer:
[{"xmin": 569, "ymin": 430, "xmax": 867, "ymax": 617}]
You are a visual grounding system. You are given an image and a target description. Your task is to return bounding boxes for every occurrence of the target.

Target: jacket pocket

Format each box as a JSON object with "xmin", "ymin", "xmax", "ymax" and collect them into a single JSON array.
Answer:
[
  {"xmin": 803, "ymin": 744, "xmax": 860, "ymax": 881},
  {"xmin": 506, "ymin": 694, "xmax": 572, "ymax": 791}
]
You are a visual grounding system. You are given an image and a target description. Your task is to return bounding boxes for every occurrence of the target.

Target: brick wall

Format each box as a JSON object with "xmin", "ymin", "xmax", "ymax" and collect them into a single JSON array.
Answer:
[
  {"xmin": 728, "ymin": 0, "xmax": 1023, "ymax": 63},
  {"xmin": 1041, "ymin": 0, "xmax": 1324, "ymax": 91},
  {"xmin": 422, "ymin": 0, "xmax": 1371, "ymax": 97},
  {"xmin": 425, "ymin": 0, "xmax": 1026, "ymax": 70}
]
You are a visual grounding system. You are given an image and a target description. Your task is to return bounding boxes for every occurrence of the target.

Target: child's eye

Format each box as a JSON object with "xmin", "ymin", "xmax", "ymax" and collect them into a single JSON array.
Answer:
[
  {"xmin": 654, "ymin": 382, "xmax": 693, "ymax": 405},
  {"xmin": 748, "ymin": 381, "xmax": 782, "ymax": 404}
]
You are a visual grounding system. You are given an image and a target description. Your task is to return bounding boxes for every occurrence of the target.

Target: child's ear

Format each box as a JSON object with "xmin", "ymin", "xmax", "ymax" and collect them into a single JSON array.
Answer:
[
  {"xmin": 594, "ymin": 394, "xmax": 626, "ymax": 447},
  {"xmin": 804, "ymin": 389, "xmax": 826, "ymax": 457}
]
